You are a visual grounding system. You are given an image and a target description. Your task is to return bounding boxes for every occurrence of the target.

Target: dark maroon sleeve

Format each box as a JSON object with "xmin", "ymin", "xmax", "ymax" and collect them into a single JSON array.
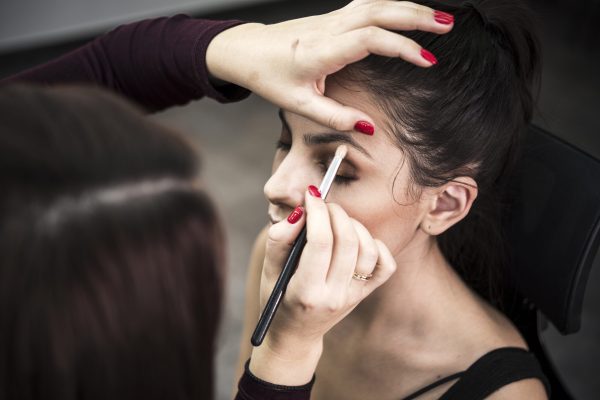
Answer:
[
  {"xmin": 234, "ymin": 360, "xmax": 314, "ymax": 400},
  {"xmin": 1, "ymin": 15, "xmax": 251, "ymax": 111}
]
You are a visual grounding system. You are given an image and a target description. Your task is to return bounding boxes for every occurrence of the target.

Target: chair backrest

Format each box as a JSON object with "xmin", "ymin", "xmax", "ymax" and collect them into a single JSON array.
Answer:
[
  {"xmin": 507, "ymin": 124, "xmax": 600, "ymax": 335},
  {"xmin": 504, "ymin": 124, "xmax": 600, "ymax": 399}
]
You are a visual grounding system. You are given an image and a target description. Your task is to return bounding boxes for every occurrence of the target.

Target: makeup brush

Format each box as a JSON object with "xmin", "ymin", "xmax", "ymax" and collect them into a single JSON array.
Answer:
[{"xmin": 251, "ymin": 145, "xmax": 348, "ymax": 347}]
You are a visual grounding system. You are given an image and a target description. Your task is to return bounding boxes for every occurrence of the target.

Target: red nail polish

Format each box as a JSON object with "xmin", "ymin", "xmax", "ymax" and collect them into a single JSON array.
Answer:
[
  {"xmin": 308, "ymin": 185, "xmax": 321, "ymax": 198},
  {"xmin": 434, "ymin": 10, "xmax": 454, "ymax": 25},
  {"xmin": 354, "ymin": 120, "xmax": 375, "ymax": 135},
  {"xmin": 287, "ymin": 205, "xmax": 304, "ymax": 224},
  {"xmin": 420, "ymin": 49, "xmax": 438, "ymax": 65}
]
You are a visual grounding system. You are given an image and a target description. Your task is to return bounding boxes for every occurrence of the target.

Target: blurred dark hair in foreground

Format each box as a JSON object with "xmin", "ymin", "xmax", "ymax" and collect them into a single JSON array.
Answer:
[{"xmin": 0, "ymin": 84, "xmax": 224, "ymax": 400}]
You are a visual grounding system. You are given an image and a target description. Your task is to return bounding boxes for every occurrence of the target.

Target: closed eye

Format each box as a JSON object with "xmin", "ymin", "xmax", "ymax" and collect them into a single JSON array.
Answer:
[
  {"xmin": 275, "ymin": 139, "xmax": 291, "ymax": 151},
  {"xmin": 316, "ymin": 160, "xmax": 357, "ymax": 186}
]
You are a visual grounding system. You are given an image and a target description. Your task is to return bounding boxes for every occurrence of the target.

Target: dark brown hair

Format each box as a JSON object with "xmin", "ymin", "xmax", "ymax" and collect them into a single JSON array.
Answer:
[
  {"xmin": 336, "ymin": 0, "xmax": 542, "ymax": 305},
  {"xmin": 0, "ymin": 85, "xmax": 224, "ymax": 399}
]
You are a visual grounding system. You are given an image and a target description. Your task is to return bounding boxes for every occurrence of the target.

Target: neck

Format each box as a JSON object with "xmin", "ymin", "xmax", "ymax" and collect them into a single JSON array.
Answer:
[{"xmin": 351, "ymin": 234, "xmax": 478, "ymax": 346}]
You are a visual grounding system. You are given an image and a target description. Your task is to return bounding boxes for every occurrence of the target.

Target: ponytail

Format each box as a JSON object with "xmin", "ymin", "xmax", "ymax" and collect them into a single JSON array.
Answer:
[{"xmin": 339, "ymin": 0, "xmax": 542, "ymax": 305}]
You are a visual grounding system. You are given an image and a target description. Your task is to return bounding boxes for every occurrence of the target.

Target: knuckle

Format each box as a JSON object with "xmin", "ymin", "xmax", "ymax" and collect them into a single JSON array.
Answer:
[
  {"xmin": 266, "ymin": 223, "xmax": 286, "ymax": 243},
  {"xmin": 307, "ymin": 226, "xmax": 333, "ymax": 247},
  {"xmin": 326, "ymin": 112, "xmax": 346, "ymax": 131},
  {"xmin": 292, "ymin": 91, "xmax": 311, "ymax": 109},
  {"xmin": 327, "ymin": 202, "xmax": 342, "ymax": 211},
  {"xmin": 390, "ymin": 35, "xmax": 407, "ymax": 55},
  {"xmin": 362, "ymin": 248, "xmax": 379, "ymax": 266},
  {"xmin": 327, "ymin": 203, "xmax": 346, "ymax": 217},
  {"xmin": 343, "ymin": 227, "xmax": 360, "ymax": 246},
  {"xmin": 399, "ymin": 36, "xmax": 420, "ymax": 55},
  {"xmin": 410, "ymin": 7, "xmax": 421, "ymax": 19},
  {"xmin": 365, "ymin": 3, "xmax": 383, "ymax": 21},
  {"xmin": 264, "ymin": 239, "xmax": 278, "ymax": 255},
  {"xmin": 310, "ymin": 240, "xmax": 333, "ymax": 254},
  {"xmin": 360, "ymin": 26, "xmax": 379, "ymax": 41},
  {"xmin": 296, "ymin": 292, "xmax": 318, "ymax": 311},
  {"xmin": 326, "ymin": 298, "xmax": 343, "ymax": 313},
  {"xmin": 307, "ymin": 230, "xmax": 333, "ymax": 251},
  {"xmin": 266, "ymin": 232, "xmax": 279, "ymax": 248},
  {"xmin": 339, "ymin": 235, "xmax": 359, "ymax": 252},
  {"xmin": 398, "ymin": 7, "xmax": 423, "ymax": 29}
]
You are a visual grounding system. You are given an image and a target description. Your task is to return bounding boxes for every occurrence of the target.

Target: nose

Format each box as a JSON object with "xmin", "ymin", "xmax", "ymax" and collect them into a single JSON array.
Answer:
[{"xmin": 264, "ymin": 154, "xmax": 320, "ymax": 209}]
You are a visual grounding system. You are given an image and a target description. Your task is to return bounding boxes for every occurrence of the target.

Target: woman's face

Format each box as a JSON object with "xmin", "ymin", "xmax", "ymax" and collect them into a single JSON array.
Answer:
[{"xmin": 264, "ymin": 84, "xmax": 430, "ymax": 257}]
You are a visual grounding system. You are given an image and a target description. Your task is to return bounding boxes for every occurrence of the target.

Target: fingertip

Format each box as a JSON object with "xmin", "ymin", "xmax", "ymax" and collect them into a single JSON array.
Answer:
[
  {"xmin": 286, "ymin": 205, "xmax": 305, "ymax": 225},
  {"xmin": 353, "ymin": 120, "xmax": 375, "ymax": 136},
  {"xmin": 298, "ymin": 95, "xmax": 377, "ymax": 135},
  {"xmin": 303, "ymin": 186, "xmax": 321, "ymax": 212},
  {"xmin": 433, "ymin": 10, "xmax": 454, "ymax": 27},
  {"xmin": 420, "ymin": 48, "xmax": 438, "ymax": 66},
  {"xmin": 267, "ymin": 220, "xmax": 289, "ymax": 243},
  {"xmin": 307, "ymin": 185, "xmax": 322, "ymax": 198},
  {"xmin": 346, "ymin": 108, "xmax": 376, "ymax": 136},
  {"xmin": 269, "ymin": 211, "xmax": 305, "ymax": 244}
]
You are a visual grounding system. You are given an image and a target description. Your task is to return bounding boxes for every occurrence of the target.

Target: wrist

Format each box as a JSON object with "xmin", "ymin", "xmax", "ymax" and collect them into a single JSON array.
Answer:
[
  {"xmin": 205, "ymin": 22, "xmax": 265, "ymax": 87},
  {"xmin": 249, "ymin": 335, "xmax": 323, "ymax": 386}
]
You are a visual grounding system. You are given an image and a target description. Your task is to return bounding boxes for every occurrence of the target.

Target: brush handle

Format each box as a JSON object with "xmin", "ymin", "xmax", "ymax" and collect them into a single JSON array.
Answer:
[{"xmin": 251, "ymin": 226, "xmax": 308, "ymax": 347}]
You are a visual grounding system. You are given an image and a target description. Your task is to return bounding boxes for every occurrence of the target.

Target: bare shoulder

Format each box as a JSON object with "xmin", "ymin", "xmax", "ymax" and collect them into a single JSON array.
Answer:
[
  {"xmin": 486, "ymin": 378, "xmax": 548, "ymax": 399},
  {"xmin": 477, "ymin": 297, "xmax": 528, "ymax": 349},
  {"xmin": 251, "ymin": 224, "xmax": 269, "ymax": 264},
  {"xmin": 244, "ymin": 223, "xmax": 269, "ymax": 309}
]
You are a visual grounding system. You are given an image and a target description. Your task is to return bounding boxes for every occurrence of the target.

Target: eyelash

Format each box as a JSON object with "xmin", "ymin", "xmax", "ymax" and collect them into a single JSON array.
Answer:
[
  {"xmin": 275, "ymin": 140, "xmax": 357, "ymax": 186},
  {"xmin": 275, "ymin": 140, "xmax": 291, "ymax": 151}
]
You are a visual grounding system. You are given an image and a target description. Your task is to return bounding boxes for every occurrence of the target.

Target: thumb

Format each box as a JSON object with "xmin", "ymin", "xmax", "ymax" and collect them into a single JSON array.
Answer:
[
  {"xmin": 263, "ymin": 206, "xmax": 306, "ymax": 279},
  {"xmin": 293, "ymin": 91, "xmax": 375, "ymax": 135}
]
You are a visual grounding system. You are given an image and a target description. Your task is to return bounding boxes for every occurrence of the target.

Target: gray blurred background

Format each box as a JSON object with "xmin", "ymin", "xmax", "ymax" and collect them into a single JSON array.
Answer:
[{"xmin": 1, "ymin": 0, "xmax": 599, "ymax": 399}]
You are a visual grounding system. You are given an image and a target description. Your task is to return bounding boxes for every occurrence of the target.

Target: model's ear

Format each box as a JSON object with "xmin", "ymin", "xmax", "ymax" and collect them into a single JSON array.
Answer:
[{"xmin": 420, "ymin": 177, "xmax": 478, "ymax": 236}]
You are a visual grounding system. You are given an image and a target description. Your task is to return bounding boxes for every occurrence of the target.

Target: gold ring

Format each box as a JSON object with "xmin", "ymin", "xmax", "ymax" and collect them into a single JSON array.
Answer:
[{"xmin": 352, "ymin": 272, "xmax": 373, "ymax": 281}]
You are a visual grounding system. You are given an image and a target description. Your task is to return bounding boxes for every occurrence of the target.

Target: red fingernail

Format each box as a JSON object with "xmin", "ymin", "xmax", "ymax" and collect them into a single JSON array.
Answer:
[
  {"xmin": 420, "ymin": 48, "xmax": 438, "ymax": 65},
  {"xmin": 354, "ymin": 120, "xmax": 375, "ymax": 135},
  {"xmin": 287, "ymin": 205, "xmax": 304, "ymax": 224},
  {"xmin": 434, "ymin": 10, "xmax": 454, "ymax": 25},
  {"xmin": 308, "ymin": 185, "xmax": 321, "ymax": 198}
]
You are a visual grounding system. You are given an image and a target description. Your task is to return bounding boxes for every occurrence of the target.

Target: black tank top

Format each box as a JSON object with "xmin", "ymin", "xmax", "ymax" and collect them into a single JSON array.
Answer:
[{"xmin": 401, "ymin": 347, "xmax": 550, "ymax": 400}]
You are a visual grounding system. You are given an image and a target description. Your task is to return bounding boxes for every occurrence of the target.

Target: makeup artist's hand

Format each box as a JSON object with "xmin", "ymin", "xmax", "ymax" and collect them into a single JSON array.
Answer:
[
  {"xmin": 249, "ymin": 188, "xmax": 396, "ymax": 386},
  {"xmin": 206, "ymin": 0, "xmax": 454, "ymax": 134}
]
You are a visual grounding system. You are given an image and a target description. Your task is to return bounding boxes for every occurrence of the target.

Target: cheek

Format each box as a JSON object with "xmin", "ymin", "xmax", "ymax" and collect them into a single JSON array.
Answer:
[{"xmin": 328, "ymin": 179, "xmax": 422, "ymax": 256}]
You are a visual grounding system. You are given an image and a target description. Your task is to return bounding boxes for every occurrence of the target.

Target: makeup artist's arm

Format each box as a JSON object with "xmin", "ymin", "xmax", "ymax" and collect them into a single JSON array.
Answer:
[
  {"xmin": 234, "ymin": 190, "xmax": 397, "ymax": 399},
  {"xmin": 5, "ymin": 1, "xmax": 454, "ymax": 126},
  {"xmin": 2, "ymin": 16, "xmax": 250, "ymax": 112}
]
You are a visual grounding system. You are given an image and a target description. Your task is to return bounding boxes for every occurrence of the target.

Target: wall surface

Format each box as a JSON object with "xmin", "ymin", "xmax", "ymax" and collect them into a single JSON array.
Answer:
[
  {"xmin": 0, "ymin": 0, "xmax": 280, "ymax": 53},
  {"xmin": 0, "ymin": 0, "xmax": 598, "ymax": 399}
]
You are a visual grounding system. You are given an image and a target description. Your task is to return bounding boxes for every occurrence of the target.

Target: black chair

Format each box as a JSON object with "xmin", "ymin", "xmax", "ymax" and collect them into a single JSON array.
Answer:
[{"xmin": 505, "ymin": 124, "xmax": 600, "ymax": 399}]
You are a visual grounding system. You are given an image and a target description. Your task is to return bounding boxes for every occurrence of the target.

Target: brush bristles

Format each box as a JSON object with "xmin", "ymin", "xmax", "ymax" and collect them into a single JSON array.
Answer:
[{"xmin": 335, "ymin": 144, "xmax": 348, "ymax": 160}]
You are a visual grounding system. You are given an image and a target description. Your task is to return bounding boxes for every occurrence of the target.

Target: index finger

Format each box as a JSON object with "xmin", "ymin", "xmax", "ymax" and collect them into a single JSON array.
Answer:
[
  {"xmin": 295, "ymin": 188, "xmax": 333, "ymax": 283},
  {"xmin": 340, "ymin": 1, "xmax": 454, "ymax": 34}
]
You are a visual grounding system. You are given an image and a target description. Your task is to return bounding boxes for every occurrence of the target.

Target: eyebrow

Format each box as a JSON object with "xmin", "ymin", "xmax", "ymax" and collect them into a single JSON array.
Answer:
[{"xmin": 278, "ymin": 110, "xmax": 372, "ymax": 159}]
